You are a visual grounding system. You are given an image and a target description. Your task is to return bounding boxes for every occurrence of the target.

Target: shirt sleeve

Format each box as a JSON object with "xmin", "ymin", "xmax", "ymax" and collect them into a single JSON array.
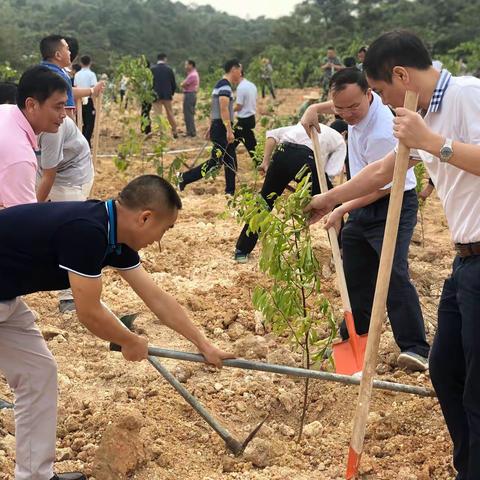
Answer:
[
  {"xmin": 104, "ymin": 245, "xmax": 141, "ymax": 271},
  {"xmin": 38, "ymin": 129, "xmax": 64, "ymax": 170},
  {"xmin": 324, "ymin": 133, "xmax": 347, "ymax": 177},
  {"xmin": 0, "ymin": 162, "xmax": 37, "ymax": 207},
  {"xmin": 365, "ymin": 134, "xmax": 397, "ymax": 190},
  {"xmin": 266, "ymin": 126, "xmax": 289, "ymax": 143},
  {"xmin": 236, "ymin": 85, "xmax": 246, "ymax": 106},
  {"xmin": 56, "ymin": 221, "xmax": 108, "ymax": 277},
  {"xmin": 218, "ymin": 84, "xmax": 232, "ymax": 98}
]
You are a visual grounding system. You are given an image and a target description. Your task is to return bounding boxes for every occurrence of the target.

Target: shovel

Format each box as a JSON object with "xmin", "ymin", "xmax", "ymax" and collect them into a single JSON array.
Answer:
[
  {"xmin": 346, "ymin": 91, "xmax": 419, "ymax": 479},
  {"xmin": 309, "ymin": 128, "xmax": 367, "ymax": 375}
]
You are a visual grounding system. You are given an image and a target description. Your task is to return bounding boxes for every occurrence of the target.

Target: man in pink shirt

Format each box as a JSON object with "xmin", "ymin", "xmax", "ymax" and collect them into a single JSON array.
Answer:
[
  {"xmin": 0, "ymin": 65, "xmax": 68, "ymax": 208},
  {"xmin": 180, "ymin": 59, "xmax": 200, "ymax": 137}
]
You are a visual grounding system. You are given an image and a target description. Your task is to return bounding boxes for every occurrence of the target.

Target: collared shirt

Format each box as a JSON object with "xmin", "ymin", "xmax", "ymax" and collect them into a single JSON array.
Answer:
[
  {"xmin": 349, "ymin": 91, "xmax": 417, "ymax": 191},
  {"xmin": 0, "ymin": 105, "xmax": 38, "ymax": 208},
  {"xmin": 211, "ymin": 78, "xmax": 234, "ymax": 121},
  {"xmin": 37, "ymin": 116, "xmax": 93, "ymax": 187},
  {"xmin": 74, "ymin": 67, "xmax": 97, "ymax": 88},
  {"xmin": 409, "ymin": 70, "xmax": 480, "ymax": 243},
  {"xmin": 236, "ymin": 78, "xmax": 257, "ymax": 118},
  {"xmin": 266, "ymin": 123, "xmax": 346, "ymax": 177},
  {"xmin": 0, "ymin": 200, "xmax": 140, "ymax": 300},
  {"xmin": 40, "ymin": 61, "xmax": 75, "ymax": 108},
  {"xmin": 182, "ymin": 69, "xmax": 199, "ymax": 93}
]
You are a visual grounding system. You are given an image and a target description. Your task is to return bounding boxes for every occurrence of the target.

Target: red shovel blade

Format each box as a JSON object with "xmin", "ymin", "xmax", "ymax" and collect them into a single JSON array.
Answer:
[
  {"xmin": 332, "ymin": 311, "xmax": 368, "ymax": 376},
  {"xmin": 346, "ymin": 445, "xmax": 362, "ymax": 479}
]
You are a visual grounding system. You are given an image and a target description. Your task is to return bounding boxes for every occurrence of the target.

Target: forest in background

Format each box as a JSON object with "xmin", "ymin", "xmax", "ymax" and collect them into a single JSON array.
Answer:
[{"xmin": 1, "ymin": 0, "xmax": 480, "ymax": 87}]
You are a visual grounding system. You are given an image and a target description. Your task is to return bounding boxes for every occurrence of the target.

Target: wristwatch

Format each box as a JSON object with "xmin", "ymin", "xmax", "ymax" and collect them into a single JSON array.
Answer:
[{"xmin": 439, "ymin": 138, "xmax": 454, "ymax": 163}]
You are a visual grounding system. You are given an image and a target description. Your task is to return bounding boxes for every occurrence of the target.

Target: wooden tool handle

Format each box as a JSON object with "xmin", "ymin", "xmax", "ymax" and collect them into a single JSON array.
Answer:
[
  {"xmin": 92, "ymin": 91, "xmax": 104, "ymax": 167},
  {"xmin": 310, "ymin": 128, "xmax": 351, "ymax": 312},
  {"xmin": 347, "ymin": 90, "xmax": 419, "ymax": 479}
]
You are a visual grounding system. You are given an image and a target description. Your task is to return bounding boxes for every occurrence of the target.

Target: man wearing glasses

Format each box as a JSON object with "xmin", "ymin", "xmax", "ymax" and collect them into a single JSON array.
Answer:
[{"xmin": 301, "ymin": 67, "xmax": 429, "ymax": 372}]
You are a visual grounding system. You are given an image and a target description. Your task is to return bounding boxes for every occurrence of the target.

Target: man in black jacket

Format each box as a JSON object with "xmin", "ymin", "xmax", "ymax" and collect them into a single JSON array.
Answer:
[{"xmin": 151, "ymin": 53, "xmax": 178, "ymax": 138}]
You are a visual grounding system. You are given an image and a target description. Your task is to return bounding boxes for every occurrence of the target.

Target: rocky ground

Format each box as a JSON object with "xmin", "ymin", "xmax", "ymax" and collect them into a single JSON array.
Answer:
[{"xmin": 0, "ymin": 89, "xmax": 456, "ymax": 479}]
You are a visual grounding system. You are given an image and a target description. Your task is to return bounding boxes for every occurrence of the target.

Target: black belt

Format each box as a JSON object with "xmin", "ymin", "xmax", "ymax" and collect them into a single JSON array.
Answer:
[
  {"xmin": 280, "ymin": 142, "xmax": 313, "ymax": 154},
  {"xmin": 455, "ymin": 242, "xmax": 480, "ymax": 258}
]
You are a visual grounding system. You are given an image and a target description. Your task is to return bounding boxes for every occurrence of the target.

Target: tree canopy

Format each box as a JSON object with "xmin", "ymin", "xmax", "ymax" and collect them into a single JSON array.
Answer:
[{"xmin": 1, "ymin": 0, "xmax": 479, "ymax": 86}]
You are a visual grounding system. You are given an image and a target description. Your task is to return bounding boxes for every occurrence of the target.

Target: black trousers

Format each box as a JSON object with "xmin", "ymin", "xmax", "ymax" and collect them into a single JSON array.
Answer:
[
  {"xmin": 430, "ymin": 255, "xmax": 480, "ymax": 480},
  {"xmin": 236, "ymin": 144, "xmax": 332, "ymax": 254},
  {"xmin": 340, "ymin": 190, "xmax": 429, "ymax": 357},
  {"xmin": 82, "ymin": 98, "xmax": 95, "ymax": 146},
  {"xmin": 181, "ymin": 119, "xmax": 237, "ymax": 194},
  {"xmin": 233, "ymin": 115, "xmax": 257, "ymax": 161}
]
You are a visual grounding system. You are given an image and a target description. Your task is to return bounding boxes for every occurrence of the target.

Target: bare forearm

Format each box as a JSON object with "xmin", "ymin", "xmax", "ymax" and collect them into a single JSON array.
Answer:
[
  {"xmin": 220, "ymin": 104, "xmax": 232, "ymax": 130},
  {"xmin": 329, "ymin": 152, "xmax": 396, "ymax": 204},
  {"xmin": 263, "ymin": 137, "xmax": 277, "ymax": 164},
  {"xmin": 73, "ymin": 87, "xmax": 91, "ymax": 100},
  {"xmin": 423, "ymin": 133, "xmax": 480, "ymax": 176},
  {"xmin": 151, "ymin": 291, "xmax": 210, "ymax": 350},
  {"xmin": 36, "ymin": 174, "xmax": 56, "ymax": 202},
  {"xmin": 311, "ymin": 101, "xmax": 335, "ymax": 116},
  {"xmin": 77, "ymin": 304, "xmax": 138, "ymax": 345}
]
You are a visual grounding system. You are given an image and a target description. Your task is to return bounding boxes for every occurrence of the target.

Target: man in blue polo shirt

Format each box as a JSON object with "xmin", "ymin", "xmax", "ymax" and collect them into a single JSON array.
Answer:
[
  {"xmin": 0, "ymin": 175, "xmax": 232, "ymax": 480},
  {"xmin": 179, "ymin": 59, "xmax": 242, "ymax": 194},
  {"xmin": 39, "ymin": 35, "xmax": 103, "ymax": 120}
]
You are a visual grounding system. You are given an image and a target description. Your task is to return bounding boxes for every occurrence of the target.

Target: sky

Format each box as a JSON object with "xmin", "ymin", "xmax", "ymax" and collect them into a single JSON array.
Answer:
[{"xmin": 178, "ymin": 0, "xmax": 304, "ymax": 19}]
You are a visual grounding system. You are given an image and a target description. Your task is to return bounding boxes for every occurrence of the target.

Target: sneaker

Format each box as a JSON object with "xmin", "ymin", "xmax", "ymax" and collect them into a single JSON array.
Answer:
[
  {"xmin": 234, "ymin": 250, "xmax": 249, "ymax": 263},
  {"xmin": 59, "ymin": 299, "xmax": 76, "ymax": 313},
  {"xmin": 175, "ymin": 173, "xmax": 185, "ymax": 192},
  {"xmin": 51, "ymin": 473, "xmax": 87, "ymax": 480},
  {"xmin": 397, "ymin": 351, "xmax": 428, "ymax": 372}
]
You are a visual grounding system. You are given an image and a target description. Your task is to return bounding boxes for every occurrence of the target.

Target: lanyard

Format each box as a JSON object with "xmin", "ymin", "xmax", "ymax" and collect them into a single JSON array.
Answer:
[{"xmin": 106, "ymin": 199, "xmax": 122, "ymax": 255}]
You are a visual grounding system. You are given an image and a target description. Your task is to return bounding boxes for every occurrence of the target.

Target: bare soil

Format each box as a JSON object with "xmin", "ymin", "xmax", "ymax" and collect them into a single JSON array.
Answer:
[{"xmin": 0, "ymin": 89, "xmax": 456, "ymax": 479}]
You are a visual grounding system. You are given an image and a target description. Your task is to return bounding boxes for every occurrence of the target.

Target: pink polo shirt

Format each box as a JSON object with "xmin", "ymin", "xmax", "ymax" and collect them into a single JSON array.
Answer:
[
  {"xmin": 183, "ymin": 69, "xmax": 200, "ymax": 93},
  {"xmin": 0, "ymin": 105, "xmax": 38, "ymax": 208}
]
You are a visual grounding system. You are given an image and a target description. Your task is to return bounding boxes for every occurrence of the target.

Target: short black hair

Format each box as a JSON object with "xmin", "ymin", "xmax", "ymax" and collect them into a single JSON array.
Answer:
[
  {"xmin": 327, "ymin": 46, "xmax": 335, "ymax": 51},
  {"xmin": 64, "ymin": 36, "xmax": 79, "ymax": 63},
  {"xmin": 72, "ymin": 63, "xmax": 81, "ymax": 73},
  {"xmin": 17, "ymin": 65, "xmax": 69, "ymax": 109},
  {"xmin": 118, "ymin": 175, "xmax": 182, "ymax": 212},
  {"xmin": 40, "ymin": 34, "xmax": 64, "ymax": 61},
  {"xmin": 330, "ymin": 67, "xmax": 369, "ymax": 94},
  {"xmin": 358, "ymin": 46, "xmax": 368, "ymax": 54},
  {"xmin": 343, "ymin": 57, "xmax": 356, "ymax": 68},
  {"xmin": 157, "ymin": 53, "xmax": 167, "ymax": 61},
  {"xmin": 224, "ymin": 59, "xmax": 241, "ymax": 73},
  {"xmin": 0, "ymin": 82, "xmax": 18, "ymax": 104},
  {"xmin": 80, "ymin": 55, "xmax": 91, "ymax": 66},
  {"xmin": 186, "ymin": 59, "xmax": 196, "ymax": 68},
  {"xmin": 363, "ymin": 30, "xmax": 432, "ymax": 83}
]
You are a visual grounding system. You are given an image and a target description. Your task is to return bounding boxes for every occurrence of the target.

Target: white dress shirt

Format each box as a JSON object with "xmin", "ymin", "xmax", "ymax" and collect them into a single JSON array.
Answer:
[
  {"xmin": 236, "ymin": 78, "xmax": 257, "ymax": 118},
  {"xmin": 349, "ymin": 91, "xmax": 417, "ymax": 191},
  {"xmin": 266, "ymin": 123, "xmax": 346, "ymax": 177}
]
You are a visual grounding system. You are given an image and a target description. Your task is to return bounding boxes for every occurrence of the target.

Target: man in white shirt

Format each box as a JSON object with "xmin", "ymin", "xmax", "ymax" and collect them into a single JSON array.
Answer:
[
  {"xmin": 234, "ymin": 122, "xmax": 345, "ymax": 261},
  {"xmin": 304, "ymin": 30, "xmax": 480, "ymax": 480},
  {"xmin": 37, "ymin": 115, "xmax": 95, "ymax": 313},
  {"xmin": 302, "ymin": 67, "xmax": 429, "ymax": 371},
  {"xmin": 234, "ymin": 71, "xmax": 258, "ymax": 160},
  {"xmin": 74, "ymin": 55, "xmax": 98, "ymax": 146}
]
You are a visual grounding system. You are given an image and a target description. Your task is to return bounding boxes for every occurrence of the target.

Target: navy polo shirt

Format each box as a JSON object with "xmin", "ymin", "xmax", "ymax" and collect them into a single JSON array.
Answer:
[{"xmin": 0, "ymin": 200, "xmax": 140, "ymax": 301}]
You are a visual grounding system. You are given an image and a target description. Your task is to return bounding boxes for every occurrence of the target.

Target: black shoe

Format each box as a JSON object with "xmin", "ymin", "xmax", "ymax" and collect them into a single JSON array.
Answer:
[
  {"xmin": 59, "ymin": 299, "xmax": 76, "ymax": 313},
  {"xmin": 51, "ymin": 473, "xmax": 87, "ymax": 480}
]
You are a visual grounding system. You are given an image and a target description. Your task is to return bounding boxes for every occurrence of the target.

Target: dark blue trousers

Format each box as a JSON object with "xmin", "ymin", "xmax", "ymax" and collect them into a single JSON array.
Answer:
[
  {"xmin": 430, "ymin": 255, "xmax": 480, "ymax": 480},
  {"xmin": 340, "ymin": 189, "xmax": 430, "ymax": 357}
]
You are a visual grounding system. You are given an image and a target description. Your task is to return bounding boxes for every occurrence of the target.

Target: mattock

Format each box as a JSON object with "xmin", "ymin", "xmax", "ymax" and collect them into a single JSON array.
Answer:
[{"xmin": 111, "ymin": 314, "xmax": 267, "ymax": 456}]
